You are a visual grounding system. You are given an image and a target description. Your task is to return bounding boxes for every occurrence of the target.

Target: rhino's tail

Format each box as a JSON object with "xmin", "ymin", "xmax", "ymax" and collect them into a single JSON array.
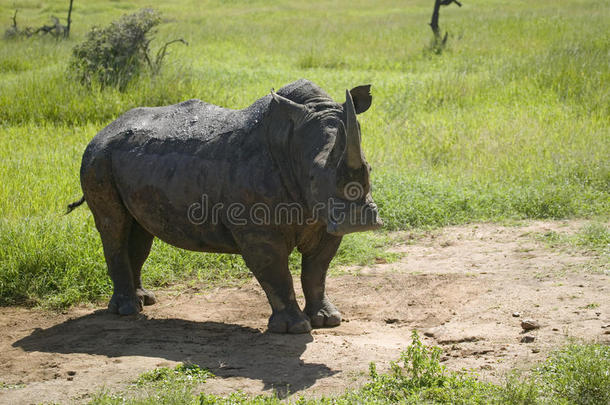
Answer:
[{"xmin": 66, "ymin": 196, "xmax": 85, "ymax": 214}]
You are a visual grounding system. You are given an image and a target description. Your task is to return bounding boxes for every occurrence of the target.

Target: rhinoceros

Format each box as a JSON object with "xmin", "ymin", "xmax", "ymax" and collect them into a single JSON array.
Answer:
[{"xmin": 67, "ymin": 79, "xmax": 382, "ymax": 333}]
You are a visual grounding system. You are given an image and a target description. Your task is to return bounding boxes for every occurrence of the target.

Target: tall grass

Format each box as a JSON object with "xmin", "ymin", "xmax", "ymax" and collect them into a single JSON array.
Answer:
[{"xmin": 0, "ymin": 0, "xmax": 608, "ymax": 307}]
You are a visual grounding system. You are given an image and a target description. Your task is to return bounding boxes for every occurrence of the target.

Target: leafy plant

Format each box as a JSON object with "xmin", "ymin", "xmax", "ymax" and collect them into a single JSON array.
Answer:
[
  {"xmin": 69, "ymin": 8, "xmax": 186, "ymax": 90},
  {"xmin": 136, "ymin": 363, "xmax": 213, "ymax": 386},
  {"xmin": 362, "ymin": 330, "xmax": 492, "ymax": 403},
  {"xmin": 535, "ymin": 343, "xmax": 610, "ymax": 405}
]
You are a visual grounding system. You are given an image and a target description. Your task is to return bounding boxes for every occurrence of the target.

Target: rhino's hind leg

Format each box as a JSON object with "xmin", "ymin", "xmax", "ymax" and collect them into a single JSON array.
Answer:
[
  {"xmin": 84, "ymin": 173, "xmax": 142, "ymax": 315},
  {"xmin": 234, "ymin": 230, "xmax": 311, "ymax": 334},
  {"xmin": 97, "ymin": 215, "xmax": 142, "ymax": 315},
  {"xmin": 99, "ymin": 216, "xmax": 142, "ymax": 315},
  {"xmin": 301, "ymin": 234, "xmax": 343, "ymax": 328},
  {"xmin": 129, "ymin": 222, "xmax": 156, "ymax": 306}
]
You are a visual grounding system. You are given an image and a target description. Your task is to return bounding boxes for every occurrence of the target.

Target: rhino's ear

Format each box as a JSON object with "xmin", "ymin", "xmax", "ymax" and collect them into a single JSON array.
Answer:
[
  {"xmin": 349, "ymin": 85, "xmax": 372, "ymax": 114},
  {"xmin": 270, "ymin": 90, "xmax": 309, "ymax": 125}
]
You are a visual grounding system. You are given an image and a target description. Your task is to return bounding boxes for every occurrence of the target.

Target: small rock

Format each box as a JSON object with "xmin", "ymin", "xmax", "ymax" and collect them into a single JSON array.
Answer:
[
  {"xmin": 67, "ymin": 377, "xmax": 73, "ymax": 381},
  {"xmin": 67, "ymin": 371, "xmax": 76, "ymax": 376},
  {"xmin": 384, "ymin": 318, "xmax": 398, "ymax": 324},
  {"xmin": 605, "ymin": 330, "xmax": 610, "ymax": 335},
  {"xmin": 521, "ymin": 335, "xmax": 536, "ymax": 343},
  {"xmin": 438, "ymin": 335, "xmax": 480, "ymax": 344},
  {"xmin": 521, "ymin": 319, "xmax": 540, "ymax": 331},
  {"xmin": 552, "ymin": 328, "xmax": 559, "ymax": 331},
  {"xmin": 532, "ymin": 348, "xmax": 540, "ymax": 353},
  {"xmin": 512, "ymin": 312, "xmax": 521, "ymax": 317},
  {"xmin": 424, "ymin": 330, "xmax": 435, "ymax": 337}
]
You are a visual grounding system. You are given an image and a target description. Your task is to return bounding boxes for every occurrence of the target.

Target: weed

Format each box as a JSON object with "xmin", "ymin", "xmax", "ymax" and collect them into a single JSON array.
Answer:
[
  {"xmin": 136, "ymin": 363, "xmax": 213, "ymax": 386},
  {"xmin": 534, "ymin": 343, "xmax": 610, "ymax": 404},
  {"xmin": 537, "ymin": 222, "xmax": 610, "ymax": 261}
]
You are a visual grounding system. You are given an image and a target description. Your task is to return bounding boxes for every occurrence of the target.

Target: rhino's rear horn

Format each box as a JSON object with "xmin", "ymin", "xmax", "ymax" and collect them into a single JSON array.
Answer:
[
  {"xmin": 343, "ymin": 89, "xmax": 363, "ymax": 170},
  {"xmin": 270, "ymin": 90, "xmax": 309, "ymax": 125}
]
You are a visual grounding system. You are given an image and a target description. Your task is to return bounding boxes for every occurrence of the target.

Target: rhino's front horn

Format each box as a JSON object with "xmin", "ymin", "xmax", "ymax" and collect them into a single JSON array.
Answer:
[
  {"xmin": 270, "ymin": 90, "xmax": 308, "ymax": 125},
  {"xmin": 344, "ymin": 89, "xmax": 363, "ymax": 170}
]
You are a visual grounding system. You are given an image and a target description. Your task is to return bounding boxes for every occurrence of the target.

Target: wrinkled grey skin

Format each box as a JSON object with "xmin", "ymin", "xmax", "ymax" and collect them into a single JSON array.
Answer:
[{"xmin": 68, "ymin": 79, "xmax": 382, "ymax": 333}]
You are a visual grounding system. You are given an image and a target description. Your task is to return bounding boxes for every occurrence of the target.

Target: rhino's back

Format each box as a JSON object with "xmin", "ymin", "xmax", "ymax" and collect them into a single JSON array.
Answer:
[
  {"xmin": 129, "ymin": 99, "xmax": 240, "ymax": 142},
  {"xmin": 93, "ymin": 97, "xmax": 269, "ymax": 150}
]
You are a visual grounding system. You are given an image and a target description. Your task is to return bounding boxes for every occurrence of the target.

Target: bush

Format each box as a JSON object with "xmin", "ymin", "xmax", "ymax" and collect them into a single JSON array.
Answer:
[
  {"xmin": 535, "ymin": 343, "xmax": 610, "ymax": 405},
  {"xmin": 69, "ymin": 8, "xmax": 185, "ymax": 90},
  {"xmin": 361, "ymin": 330, "xmax": 494, "ymax": 403}
]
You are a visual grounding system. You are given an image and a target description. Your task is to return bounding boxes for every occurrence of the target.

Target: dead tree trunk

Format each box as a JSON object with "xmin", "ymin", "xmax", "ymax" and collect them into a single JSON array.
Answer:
[
  {"xmin": 65, "ymin": 0, "xmax": 73, "ymax": 38},
  {"xmin": 429, "ymin": 0, "xmax": 462, "ymax": 46},
  {"xmin": 11, "ymin": 9, "xmax": 18, "ymax": 29}
]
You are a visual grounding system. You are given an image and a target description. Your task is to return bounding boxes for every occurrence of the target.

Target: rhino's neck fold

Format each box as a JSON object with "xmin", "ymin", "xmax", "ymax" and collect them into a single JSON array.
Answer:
[{"xmin": 263, "ymin": 114, "xmax": 309, "ymax": 208}]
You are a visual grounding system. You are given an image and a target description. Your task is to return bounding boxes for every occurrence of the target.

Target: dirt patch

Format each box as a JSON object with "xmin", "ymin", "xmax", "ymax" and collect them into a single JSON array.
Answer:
[{"xmin": 1, "ymin": 221, "xmax": 608, "ymax": 404}]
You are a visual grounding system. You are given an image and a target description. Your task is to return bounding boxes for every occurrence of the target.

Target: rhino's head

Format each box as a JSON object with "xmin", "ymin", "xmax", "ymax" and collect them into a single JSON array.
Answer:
[{"xmin": 270, "ymin": 83, "xmax": 382, "ymax": 236}]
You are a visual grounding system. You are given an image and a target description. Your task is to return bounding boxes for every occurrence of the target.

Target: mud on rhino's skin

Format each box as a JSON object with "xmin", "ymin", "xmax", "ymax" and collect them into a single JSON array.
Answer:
[{"xmin": 67, "ymin": 79, "xmax": 382, "ymax": 333}]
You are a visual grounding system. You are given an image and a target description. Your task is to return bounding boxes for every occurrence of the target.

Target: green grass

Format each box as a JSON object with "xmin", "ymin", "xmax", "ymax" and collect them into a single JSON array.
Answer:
[
  {"xmin": 0, "ymin": 213, "xmax": 400, "ymax": 307},
  {"xmin": 135, "ymin": 363, "xmax": 213, "ymax": 386},
  {"xmin": 0, "ymin": 382, "xmax": 26, "ymax": 390},
  {"xmin": 0, "ymin": 0, "xmax": 609, "ymax": 307},
  {"xmin": 88, "ymin": 331, "xmax": 610, "ymax": 404},
  {"xmin": 91, "ymin": 363, "xmax": 215, "ymax": 405},
  {"xmin": 537, "ymin": 222, "xmax": 610, "ymax": 270}
]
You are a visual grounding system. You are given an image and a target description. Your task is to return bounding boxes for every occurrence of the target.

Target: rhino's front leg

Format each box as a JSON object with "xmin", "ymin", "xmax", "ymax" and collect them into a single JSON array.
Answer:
[
  {"xmin": 301, "ymin": 234, "xmax": 343, "ymax": 328},
  {"xmin": 234, "ymin": 229, "xmax": 311, "ymax": 334}
]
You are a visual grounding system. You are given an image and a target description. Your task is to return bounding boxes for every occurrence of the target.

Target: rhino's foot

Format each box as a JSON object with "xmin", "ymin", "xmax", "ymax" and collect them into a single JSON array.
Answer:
[
  {"xmin": 108, "ymin": 293, "xmax": 143, "ymax": 315},
  {"xmin": 305, "ymin": 300, "xmax": 342, "ymax": 328},
  {"xmin": 136, "ymin": 288, "xmax": 157, "ymax": 306},
  {"xmin": 268, "ymin": 307, "xmax": 312, "ymax": 334}
]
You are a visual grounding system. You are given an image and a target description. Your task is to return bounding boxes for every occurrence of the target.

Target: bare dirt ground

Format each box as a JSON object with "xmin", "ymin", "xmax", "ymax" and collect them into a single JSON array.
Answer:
[{"xmin": 1, "ymin": 221, "xmax": 608, "ymax": 404}]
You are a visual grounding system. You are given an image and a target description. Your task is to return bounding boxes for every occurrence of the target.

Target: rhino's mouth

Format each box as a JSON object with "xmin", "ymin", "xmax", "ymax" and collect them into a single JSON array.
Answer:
[{"xmin": 325, "ymin": 201, "xmax": 383, "ymax": 236}]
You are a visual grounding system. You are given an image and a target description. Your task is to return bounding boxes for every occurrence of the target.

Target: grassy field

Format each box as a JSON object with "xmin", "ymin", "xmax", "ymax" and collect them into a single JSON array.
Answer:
[{"xmin": 0, "ymin": 0, "xmax": 608, "ymax": 308}]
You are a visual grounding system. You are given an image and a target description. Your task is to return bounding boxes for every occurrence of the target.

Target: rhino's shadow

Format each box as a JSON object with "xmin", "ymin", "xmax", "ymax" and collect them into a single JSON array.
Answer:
[{"xmin": 13, "ymin": 311, "xmax": 336, "ymax": 397}]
